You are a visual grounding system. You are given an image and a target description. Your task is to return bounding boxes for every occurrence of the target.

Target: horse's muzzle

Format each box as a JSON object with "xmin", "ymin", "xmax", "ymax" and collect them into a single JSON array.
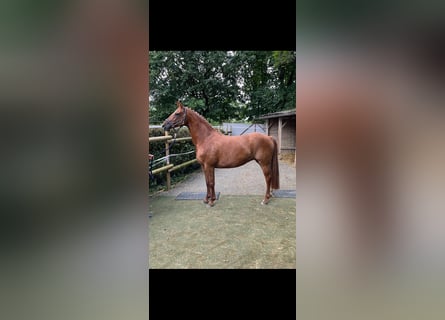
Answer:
[{"xmin": 162, "ymin": 121, "xmax": 172, "ymax": 131}]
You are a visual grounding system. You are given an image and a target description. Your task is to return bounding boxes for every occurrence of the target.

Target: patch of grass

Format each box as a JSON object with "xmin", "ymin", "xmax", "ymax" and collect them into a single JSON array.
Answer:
[{"xmin": 149, "ymin": 195, "xmax": 296, "ymax": 269}]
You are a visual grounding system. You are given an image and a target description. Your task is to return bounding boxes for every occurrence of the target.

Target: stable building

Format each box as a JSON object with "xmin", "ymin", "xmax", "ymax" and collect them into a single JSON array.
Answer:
[{"xmin": 257, "ymin": 109, "xmax": 296, "ymax": 164}]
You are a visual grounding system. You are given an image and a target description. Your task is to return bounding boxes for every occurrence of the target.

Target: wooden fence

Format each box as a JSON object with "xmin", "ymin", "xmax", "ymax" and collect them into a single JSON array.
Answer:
[{"xmin": 149, "ymin": 131, "xmax": 197, "ymax": 190}]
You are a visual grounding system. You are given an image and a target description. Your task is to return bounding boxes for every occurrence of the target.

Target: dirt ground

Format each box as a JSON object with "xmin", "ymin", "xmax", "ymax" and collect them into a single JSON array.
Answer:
[
  {"xmin": 148, "ymin": 160, "xmax": 296, "ymax": 269},
  {"xmin": 160, "ymin": 158, "xmax": 296, "ymax": 196}
]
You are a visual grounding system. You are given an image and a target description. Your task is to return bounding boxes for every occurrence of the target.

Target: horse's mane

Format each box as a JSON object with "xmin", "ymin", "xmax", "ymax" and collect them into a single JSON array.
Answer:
[{"xmin": 188, "ymin": 107, "xmax": 218, "ymax": 132}]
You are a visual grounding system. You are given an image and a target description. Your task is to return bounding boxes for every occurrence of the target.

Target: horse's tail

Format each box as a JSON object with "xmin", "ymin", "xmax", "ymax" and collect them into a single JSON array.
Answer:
[{"xmin": 271, "ymin": 138, "xmax": 280, "ymax": 189}]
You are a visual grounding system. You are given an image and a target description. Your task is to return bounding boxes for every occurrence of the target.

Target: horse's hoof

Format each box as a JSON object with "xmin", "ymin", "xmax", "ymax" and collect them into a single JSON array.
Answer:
[
  {"xmin": 261, "ymin": 200, "xmax": 268, "ymax": 205},
  {"xmin": 206, "ymin": 202, "xmax": 215, "ymax": 208}
]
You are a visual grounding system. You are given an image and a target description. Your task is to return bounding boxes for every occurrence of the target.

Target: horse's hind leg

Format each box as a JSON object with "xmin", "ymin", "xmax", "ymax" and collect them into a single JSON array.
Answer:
[{"xmin": 260, "ymin": 163, "xmax": 272, "ymax": 205}]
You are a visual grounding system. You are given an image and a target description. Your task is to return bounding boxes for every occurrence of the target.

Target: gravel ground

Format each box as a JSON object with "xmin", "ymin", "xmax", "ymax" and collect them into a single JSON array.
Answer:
[{"xmin": 163, "ymin": 159, "xmax": 296, "ymax": 197}]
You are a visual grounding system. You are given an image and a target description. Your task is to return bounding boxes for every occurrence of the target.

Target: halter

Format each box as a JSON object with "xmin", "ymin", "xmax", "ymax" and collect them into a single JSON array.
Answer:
[
  {"xmin": 163, "ymin": 106, "xmax": 188, "ymax": 130},
  {"xmin": 168, "ymin": 106, "xmax": 187, "ymax": 150}
]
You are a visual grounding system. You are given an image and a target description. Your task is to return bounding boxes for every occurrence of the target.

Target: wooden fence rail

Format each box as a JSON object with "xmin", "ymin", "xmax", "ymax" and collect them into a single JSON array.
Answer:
[
  {"xmin": 149, "ymin": 130, "xmax": 196, "ymax": 190},
  {"xmin": 149, "ymin": 135, "xmax": 172, "ymax": 142}
]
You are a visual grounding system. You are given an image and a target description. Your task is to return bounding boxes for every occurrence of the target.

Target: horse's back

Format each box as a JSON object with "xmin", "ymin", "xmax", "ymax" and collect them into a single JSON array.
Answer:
[
  {"xmin": 245, "ymin": 132, "xmax": 275, "ymax": 153},
  {"xmin": 238, "ymin": 133, "xmax": 275, "ymax": 165}
]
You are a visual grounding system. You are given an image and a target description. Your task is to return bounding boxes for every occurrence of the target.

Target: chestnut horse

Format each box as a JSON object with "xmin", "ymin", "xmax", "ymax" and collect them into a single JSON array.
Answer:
[{"xmin": 162, "ymin": 101, "xmax": 280, "ymax": 206}]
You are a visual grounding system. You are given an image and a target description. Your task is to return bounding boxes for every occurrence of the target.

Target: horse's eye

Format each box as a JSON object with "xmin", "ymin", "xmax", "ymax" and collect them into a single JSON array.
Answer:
[{"xmin": 175, "ymin": 112, "xmax": 181, "ymax": 116}]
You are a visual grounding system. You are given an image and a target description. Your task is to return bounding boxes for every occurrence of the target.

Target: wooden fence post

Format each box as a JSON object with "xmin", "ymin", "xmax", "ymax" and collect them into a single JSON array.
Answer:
[{"xmin": 149, "ymin": 132, "xmax": 195, "ymax": 191}]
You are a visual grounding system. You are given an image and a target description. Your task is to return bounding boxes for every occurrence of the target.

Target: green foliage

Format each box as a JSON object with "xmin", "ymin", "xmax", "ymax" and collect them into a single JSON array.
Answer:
[{"xmin": 149, "ymin": 51, "xmax": 295, "ymax": 124}]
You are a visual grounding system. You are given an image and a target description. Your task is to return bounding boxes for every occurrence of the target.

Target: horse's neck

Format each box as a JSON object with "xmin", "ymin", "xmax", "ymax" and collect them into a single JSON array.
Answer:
[{"xmin": 187, "ymin": 111, "xmax": 218, "ymax": 146}]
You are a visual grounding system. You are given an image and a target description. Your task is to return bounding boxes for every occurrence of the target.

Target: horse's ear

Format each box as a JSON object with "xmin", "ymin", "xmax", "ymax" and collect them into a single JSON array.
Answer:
[{"xmin": 177, "ymin": 100, "xmax": 183, "ymax": 109}]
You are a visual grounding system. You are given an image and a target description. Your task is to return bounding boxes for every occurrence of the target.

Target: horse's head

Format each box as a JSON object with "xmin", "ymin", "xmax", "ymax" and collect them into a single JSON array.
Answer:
[{"xmin": 162, "ymin": 100, "xmax": 188, "ymax": 131}]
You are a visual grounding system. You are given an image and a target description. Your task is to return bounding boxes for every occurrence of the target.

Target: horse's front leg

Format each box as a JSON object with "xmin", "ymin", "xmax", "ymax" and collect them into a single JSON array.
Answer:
[
  {"xmin": 202, "ymin": 165, "xmax": 211, "ymax": 204},
  {"xmin": 207, "ymin": 167, "xmax": 216, "ymax": 207}
]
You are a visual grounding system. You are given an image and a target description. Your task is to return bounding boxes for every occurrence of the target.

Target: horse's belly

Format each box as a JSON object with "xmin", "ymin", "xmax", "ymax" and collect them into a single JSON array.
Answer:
[
  {"xmin": 216, "ymin": 158, "xmax": 252, "ymax": 168},
  {"xmin": 215, "ymin": 149, "xmax": 253, "ymax": 168}
]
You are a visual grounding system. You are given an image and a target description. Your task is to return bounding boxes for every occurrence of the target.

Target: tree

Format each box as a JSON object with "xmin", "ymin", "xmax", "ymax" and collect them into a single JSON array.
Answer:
[
  {"xmin": 149, "ymin": 51, "xmax": 295, "ymax": 124},
  {"xmin": 271, "ymin": 51, "xmax": 296, "ymax": 111},
  {"xmin": 149, "ymin": 51, "xmax": 241, "ymax": 123}
]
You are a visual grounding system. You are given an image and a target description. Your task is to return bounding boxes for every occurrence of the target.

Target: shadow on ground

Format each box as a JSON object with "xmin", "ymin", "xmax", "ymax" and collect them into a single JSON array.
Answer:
[{"xmin": 149, "ymin": 195, "xmax": 296, "ymax": 269}]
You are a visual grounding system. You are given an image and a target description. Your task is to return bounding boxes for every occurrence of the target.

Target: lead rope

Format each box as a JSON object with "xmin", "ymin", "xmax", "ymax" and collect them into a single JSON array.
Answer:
[
  {"xmin": 149, "ymin": 108, "xmax": 187, "ymax": 180},
  {"xmin": 149, "ymin": 157, "xmax": 154, "ymax": 181},
  {"xmin": 167, "ymin": 129, "xmax": 178, "ymax": 152},
  {"xmin": 166, "ymin": 106, "xmax": 186, "ymax": 152}
]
